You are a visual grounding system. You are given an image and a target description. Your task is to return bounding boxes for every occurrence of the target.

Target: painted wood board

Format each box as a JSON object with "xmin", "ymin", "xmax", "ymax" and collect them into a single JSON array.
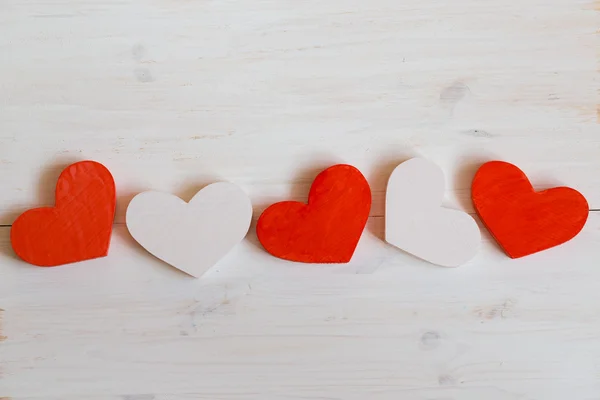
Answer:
[
  {"xmin": 0, "ymin": 0, "xmax": 599, "ymax": 225},
  {"xmin": 1, "ymin": 215, "xmax": 600, "ymax": 399},
  {"xmin": 0, "ymin": 0, "xmax": 599, "ymax": 398}
]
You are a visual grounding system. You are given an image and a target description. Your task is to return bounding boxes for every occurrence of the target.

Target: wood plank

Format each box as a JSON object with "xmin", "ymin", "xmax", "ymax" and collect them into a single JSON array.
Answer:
[
  {"xmin": 0, "ymin": 0, "xmax": 598, "ymax": 224},
  {"xmin": 1, "ymin": 214, "xmax": 600, "ymax": 399},
  {"xmin": 1, "ymin": 0, "xmax": 599, "ymax": 398}
]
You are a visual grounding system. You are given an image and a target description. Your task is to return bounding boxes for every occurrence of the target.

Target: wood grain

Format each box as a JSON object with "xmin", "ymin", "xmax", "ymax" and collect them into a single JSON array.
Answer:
[
  {"xmin": 1, "ymin": 216, "xmax": 600, "ymax": 399},
  {"xmin": 0, "ymin": 0, "xmax": 599, "ymax": 398},
  {"xmin": 0, "ymin": 0, "xmax": 598, "ymax": 225},
  {"xmin": 0, "ymin": 308, "xmax": 6, "ymax": 342}
]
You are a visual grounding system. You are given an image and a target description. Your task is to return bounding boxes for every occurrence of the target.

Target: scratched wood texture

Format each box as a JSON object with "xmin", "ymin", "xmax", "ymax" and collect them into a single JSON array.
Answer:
[{"xmin": 0, "ymin": 0, "xmax": 599, "ymax": 399}]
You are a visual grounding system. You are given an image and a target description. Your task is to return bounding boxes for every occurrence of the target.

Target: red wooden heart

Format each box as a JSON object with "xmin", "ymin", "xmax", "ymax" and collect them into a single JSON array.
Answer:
[
  {"xmin": 257, "ymin": 164, "xmax": 371, "ymax": 263},
  {"xmin": 11, "ymin": 161, "xmax": 116, "ymax": 267},
  {"xmin": 472, "ymin": 161, "xmax": 588, "ymax": 258}
]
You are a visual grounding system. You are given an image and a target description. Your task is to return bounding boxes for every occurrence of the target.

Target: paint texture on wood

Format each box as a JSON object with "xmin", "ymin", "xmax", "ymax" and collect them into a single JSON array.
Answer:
[
  {"xmin": 0, "ymin": 307, "xmax": 6, "ymax": 342},
  {"xmin": 385, "ymin": 158, "xmax": 480, "ymax": 267},
  {"xmin": 257, "ymin": 164, "xmax": 371, "ymax": 263},
  {"xmin": 472, "ymin": 161, "xmax": 588, "ymax": 258},
  {"xmin": 126, "ymin": 182, "xmax": 253, "ymax": 278},
  {"xmin": 10, "ymin": 161, "xmax": 116, "ymax": 266}
]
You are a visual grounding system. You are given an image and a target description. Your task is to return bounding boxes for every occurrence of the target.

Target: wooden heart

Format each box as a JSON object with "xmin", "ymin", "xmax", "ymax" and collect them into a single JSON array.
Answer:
[
  {"xmin": 257, "ymin": 164, "xmax": 371, "ymax": 263},
  {"xmin": 385, "ymin": 158, "xmax": 480, "ymax": 267},
  {"xmin": 11, "ymin": 161, "xmax": 116, "ymax": 266},
  {"xmin": 472, "ymin": 161, "xmax": 589, "ymax": 258},
  {"xmin": 126, "ymin": 182, "xmax": 252, "ymax": 277}
]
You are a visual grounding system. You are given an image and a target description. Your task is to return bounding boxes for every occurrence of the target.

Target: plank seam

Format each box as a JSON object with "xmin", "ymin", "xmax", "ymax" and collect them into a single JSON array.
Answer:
[{"xmin": 0, "ymin": 209, "xmax": 599, "ymax": 227}]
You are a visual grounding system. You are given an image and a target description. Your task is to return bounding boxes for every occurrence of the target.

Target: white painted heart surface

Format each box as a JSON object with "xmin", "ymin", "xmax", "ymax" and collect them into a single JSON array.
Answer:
[
  {"xmin": 385, "ymin": 158, "xmax": 480, "ymax": 267},
  {"xmin": 126, "ymin": 182, "xmax": 252, "ymax": 277}
]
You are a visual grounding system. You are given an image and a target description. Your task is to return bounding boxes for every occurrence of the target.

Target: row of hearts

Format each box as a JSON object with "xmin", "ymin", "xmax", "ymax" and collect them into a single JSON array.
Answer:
[{"xmin": 10, "ymin": 158, "xmax": 589, "ymax": 277}]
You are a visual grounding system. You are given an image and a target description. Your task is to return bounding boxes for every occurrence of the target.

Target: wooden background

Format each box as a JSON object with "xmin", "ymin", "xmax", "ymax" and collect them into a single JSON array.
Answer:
[{"xmin": 1, "ymin": 0, "xmax": 599, "ymax": 398}]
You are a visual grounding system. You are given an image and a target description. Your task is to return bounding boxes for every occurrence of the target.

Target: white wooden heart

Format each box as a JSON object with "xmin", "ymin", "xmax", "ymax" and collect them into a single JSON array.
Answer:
[
  {"xmin": 385, "ymin": 158, "xmax": 480, "ymax": 267},
  {"xmin": 126, "ymin": 182, "xmax": 252, "ymax": 277}
]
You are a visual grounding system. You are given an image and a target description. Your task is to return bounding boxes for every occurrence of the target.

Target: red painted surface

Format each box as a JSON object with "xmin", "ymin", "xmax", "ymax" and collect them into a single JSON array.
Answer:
[
  {"xmin": 472, "ymin": 161, "xmax": 588, "ymax": 258},
  {"xmin": 11, "ymin": 161, "xmax": 116, "ymax": 267},
  {"xmin": 257, "ymin": 164, "xmax": 371, "ymax": 263}
]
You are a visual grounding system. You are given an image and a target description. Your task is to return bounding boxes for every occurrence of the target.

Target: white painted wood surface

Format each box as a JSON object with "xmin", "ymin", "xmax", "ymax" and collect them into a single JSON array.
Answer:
[{"xmin": 0, "ymin": 0, "xmax": 599, "ymax": 398}]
